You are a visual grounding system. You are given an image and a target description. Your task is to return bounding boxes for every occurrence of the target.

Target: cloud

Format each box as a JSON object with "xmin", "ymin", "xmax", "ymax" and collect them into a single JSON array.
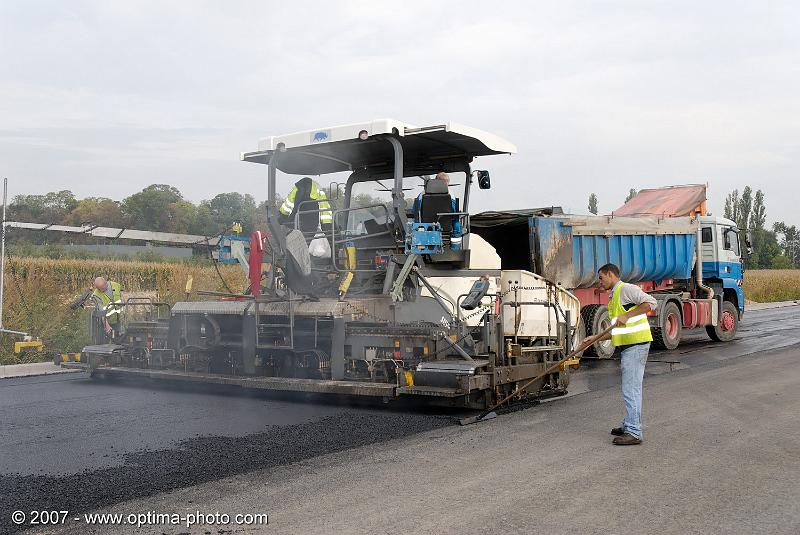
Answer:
[{"xmin": 0, "ymin": 0, "xmax": 798, "ymax": 222}]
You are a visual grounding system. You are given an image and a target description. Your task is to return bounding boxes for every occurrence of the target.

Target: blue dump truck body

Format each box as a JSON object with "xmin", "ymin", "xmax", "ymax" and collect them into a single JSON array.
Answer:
[
  {"xmin": 470, "ymin": 211, "xmax": 699, "ymax": 289},
  {"xmin": 529, "ymin": 215, "xmax": 698, "ymax": 288}
]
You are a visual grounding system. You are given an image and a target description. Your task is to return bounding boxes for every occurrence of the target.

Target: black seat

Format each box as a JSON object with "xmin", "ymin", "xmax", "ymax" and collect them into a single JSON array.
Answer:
[
  {"xmin": 419, "ymin": 179, "xmax": 453, "ymax": 234},
  {"xmin": 297, "ymin": 200, "xmax": 320, "ymax": 233}
]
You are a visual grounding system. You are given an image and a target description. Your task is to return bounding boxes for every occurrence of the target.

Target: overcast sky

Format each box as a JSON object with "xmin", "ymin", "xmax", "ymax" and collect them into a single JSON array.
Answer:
[{"xmin": 1, "ymin": 1, "xmax": 798, "ymax": 223}]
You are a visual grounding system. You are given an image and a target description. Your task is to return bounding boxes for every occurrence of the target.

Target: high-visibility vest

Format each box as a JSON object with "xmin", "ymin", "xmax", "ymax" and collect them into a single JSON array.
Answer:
[
  {"xmin": 92, "ymin": 281, "xmax": 123, "ymax": 325},
  {"xmin": 279, "ymin": 181, "xmax": 332, "ymax": 224},
  {"xmin": 608, "ymin": 282, "xmax": 653, "ymax": 346}
]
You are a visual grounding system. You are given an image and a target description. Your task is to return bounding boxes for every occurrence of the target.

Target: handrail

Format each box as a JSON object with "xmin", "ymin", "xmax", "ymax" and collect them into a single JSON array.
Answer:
[
  {"xmin": 330, "ymin": 204, "xmax": 396, "ymax": 274},
  {"xmin": 121, "ymin": 297, "xmax": 171, "ymax": 323}
]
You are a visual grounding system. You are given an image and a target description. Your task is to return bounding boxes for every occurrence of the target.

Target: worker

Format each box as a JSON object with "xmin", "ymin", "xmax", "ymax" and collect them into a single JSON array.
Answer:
[
  {"xmin": 411, "ymin": 171, "xmax": 463, "ymax": 238},
  {"xmin": 581, "ymin": 263, "xmax": 656, "ymax": 446},
  {"xmin": 279, "ymin": 177, "xmax": 333, "ymax": 232},
  {"xmin": 91, "ymin": 276, "xmax": 124, "ymax": 340}
]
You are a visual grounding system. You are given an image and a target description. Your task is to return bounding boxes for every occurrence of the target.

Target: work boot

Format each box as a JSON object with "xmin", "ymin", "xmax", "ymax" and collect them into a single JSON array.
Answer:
[
  {"xmin": 612, "ymin": 433, "xmax": 642, "ymax": 446},
  {"xmin": 611, "ymin": 427, "xmax": 624, "ymax": 436}
]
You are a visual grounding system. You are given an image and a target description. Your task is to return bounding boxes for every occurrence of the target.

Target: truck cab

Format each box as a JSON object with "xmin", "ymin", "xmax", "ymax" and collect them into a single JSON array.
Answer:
[
  {"xmin": 699, "ymin": 216, "xmax": 744, "ymax": 309},
  {"xmin": 699, "ymin": 215, "xmax": 745, "ymax": 330}
]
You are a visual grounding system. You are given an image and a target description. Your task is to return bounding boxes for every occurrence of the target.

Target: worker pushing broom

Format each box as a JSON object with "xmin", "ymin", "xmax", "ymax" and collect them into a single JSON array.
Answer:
[
  {"xmin": 581, "ymin": 263, "xmax": 656, "ymax": 446},
  {"xmin": 464, "ymin": 263, "xmax": 655, "ymax": 446}
]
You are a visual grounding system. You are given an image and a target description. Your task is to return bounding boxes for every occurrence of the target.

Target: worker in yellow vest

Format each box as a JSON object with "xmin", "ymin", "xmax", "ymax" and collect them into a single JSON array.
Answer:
[
  {"xmin": 91, "ymin": 277, "xmax": 124, "ymax": 340},
  {"xmin": 279, "ymin": 177, "xmax": 333, "ymax": 232},
  {"xmin": 582, "ymin": 263, "xmax": 657, "ymax": 446}
]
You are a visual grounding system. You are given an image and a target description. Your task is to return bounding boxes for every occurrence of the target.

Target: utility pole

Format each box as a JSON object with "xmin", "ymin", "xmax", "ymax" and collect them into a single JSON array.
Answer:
[{"xmin": 1, "ymin": 177, "xmax": 7, "ymax": 330}]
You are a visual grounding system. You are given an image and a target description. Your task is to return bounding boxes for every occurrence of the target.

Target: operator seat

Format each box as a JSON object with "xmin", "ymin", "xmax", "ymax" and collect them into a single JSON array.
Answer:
[{"xmin": 419, "ymin": 178, "xmax": 454, "ymax": 246}]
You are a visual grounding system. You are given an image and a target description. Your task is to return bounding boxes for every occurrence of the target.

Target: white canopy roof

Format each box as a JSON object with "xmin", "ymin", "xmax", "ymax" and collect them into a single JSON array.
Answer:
[{"xmin": 240, "ymin": 119, "xmax": 516, "ymax": 175}]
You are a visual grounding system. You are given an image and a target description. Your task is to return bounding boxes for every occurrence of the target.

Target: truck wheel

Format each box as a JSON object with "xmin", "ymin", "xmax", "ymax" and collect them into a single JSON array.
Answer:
[
  {"xmin": 581, "ymin": 304, "xmax": 615, "ymax": 358},
  {"xmin": 652, "ymin": 301, "xmax": 682, "ymax": 350},
  {"xmin": 706, "ymin": 300, "xmax": 739, "ymax": 342}
]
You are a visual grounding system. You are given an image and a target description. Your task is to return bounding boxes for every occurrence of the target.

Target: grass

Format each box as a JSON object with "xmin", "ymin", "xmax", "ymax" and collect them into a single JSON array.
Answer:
[
  {"xmin": 744, "ymin": 269, "xmax": 800, "ymax": 303},
  {"xmin": 0, "ymin": 257, "xmax": 246, "ymax": 365}
]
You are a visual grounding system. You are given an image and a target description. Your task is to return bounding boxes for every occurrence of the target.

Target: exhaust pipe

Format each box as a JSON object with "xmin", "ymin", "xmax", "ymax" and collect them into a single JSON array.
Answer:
[{"xmin": 696, "ymin": 227, "xmax": 714, "ymax": 299}]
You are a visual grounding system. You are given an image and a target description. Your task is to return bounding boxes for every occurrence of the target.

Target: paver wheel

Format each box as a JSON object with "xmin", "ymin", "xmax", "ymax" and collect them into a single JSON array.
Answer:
[
  {"xmin": 706, "ymin": 300, "xmax": 739, "ymax": 342},
  {"xmin": 652, "ymin": 301, "xmax": 682, "ymax": 350}
]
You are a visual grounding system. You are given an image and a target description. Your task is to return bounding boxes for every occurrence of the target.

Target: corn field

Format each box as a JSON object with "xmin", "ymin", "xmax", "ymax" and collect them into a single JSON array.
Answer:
[{"xmin": 743, "ymin": 269, "xmax": 800, "ymax": 303}]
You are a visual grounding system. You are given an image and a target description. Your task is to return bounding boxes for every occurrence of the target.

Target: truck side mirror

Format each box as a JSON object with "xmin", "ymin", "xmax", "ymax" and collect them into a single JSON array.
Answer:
[
  {"xmin": 745, "ymin": 231, "xmax": 753, "ymax": 256},
  {"xmin": 476, "ymin": 170, "xmax": 491, "ymax": 189},
  {"xmin": 328, "ymin": 182, "xmax": 342, "ymax": 200}
]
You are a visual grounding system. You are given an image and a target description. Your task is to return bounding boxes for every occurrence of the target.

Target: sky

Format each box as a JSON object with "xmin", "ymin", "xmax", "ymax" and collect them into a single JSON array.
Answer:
[{"xmin": 1, "ymin": 1, "xmax": 798, "ymax": 223}]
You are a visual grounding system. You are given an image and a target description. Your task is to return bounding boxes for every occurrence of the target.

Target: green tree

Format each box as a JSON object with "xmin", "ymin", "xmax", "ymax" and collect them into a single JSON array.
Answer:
[
  {"xmin": 771, "ymin": 255, "xmax": 793, "ymax": 269},
  {"xmin": 749, "ymin": 228, "xmax": 781, "ymax": 269},
  {"xmin": 722, "ymin": 187, "xmax": 788, "ymax": 268},
  {"xmin": 588, "ymin": 193, "xmax": 598, "ymax": 215},
  {"xmin": 750, "ymin": 190, "xmax": 766, "ymax": 232},
  {"xmin": 737, "ymin": 186, "xmax": 752, "ymax": 232},
  {"xmin": 10, "ymin": 190, "xmax": 78, "ymax": 223},
  {"xmin": 744, "ymin": 189, "xmax": 772, "ymax": 268},
  {"xmin": 65, "ymin": 197, "xmax": 127, "ymax": 228},
  {"xmin": 206, "ymin": 192, "xmax": 258, "ymax": 232},
  {"xmin": 166, "ymin": 200, "xmax": 200, "ymax": 234},
  {"xmin": 193, "ymin": 203, "xmax": 217, "ymax": 236},
  {"xmin": 7, "ymin": 190, "xmax": 80, "ymax": 245},
  {"xmin": 625, "ymin": 189, "xmax": 637, "ymax": 203},
  {"xmin": 774, "ymin": 222, "xmax": 799, "ymax": 267},
  {"xmin": 723, "ymin": 189, "xmax": 739, "ymax": 222},
  {"xmin": 121, "ymin": 184, "xmax": 183, "ymax": 231}
]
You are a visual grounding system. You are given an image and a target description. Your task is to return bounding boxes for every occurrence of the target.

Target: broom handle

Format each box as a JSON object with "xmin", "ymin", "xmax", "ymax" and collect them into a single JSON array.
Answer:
[{"xmin": 484, "ymin": 324, "xmax": 615, "ymax": 414}]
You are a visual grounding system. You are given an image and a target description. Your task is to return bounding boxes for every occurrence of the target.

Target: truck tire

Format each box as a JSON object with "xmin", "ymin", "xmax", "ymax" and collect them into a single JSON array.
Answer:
[
  {"xmin": 652, "ymin": 301, "xmax": 682, "ymax": 350},
  {"xmin": 581, "ymin": 304, "xmax": 615, "ymax": 358},
  {"xmin": 706, "ymin": 300, "xmax": 739, "ymax": 342}
]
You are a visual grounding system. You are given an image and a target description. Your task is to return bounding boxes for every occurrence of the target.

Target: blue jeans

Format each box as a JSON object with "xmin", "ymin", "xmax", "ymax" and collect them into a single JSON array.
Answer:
[{"xmin": 620, "ymin": 343, "xmax": 649, "ymax": 439}]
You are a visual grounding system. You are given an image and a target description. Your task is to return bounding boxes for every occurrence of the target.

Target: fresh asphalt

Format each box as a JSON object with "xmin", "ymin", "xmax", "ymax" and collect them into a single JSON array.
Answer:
[{"xmin": 2, "ymin": 305, "xmax": 799, "ymax": 534}]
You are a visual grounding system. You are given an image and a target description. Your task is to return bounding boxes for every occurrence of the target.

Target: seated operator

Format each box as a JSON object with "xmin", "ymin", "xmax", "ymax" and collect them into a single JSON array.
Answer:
[{"xmin": 411, "ymin": 171, "xmax": 463, "ymax": 237}]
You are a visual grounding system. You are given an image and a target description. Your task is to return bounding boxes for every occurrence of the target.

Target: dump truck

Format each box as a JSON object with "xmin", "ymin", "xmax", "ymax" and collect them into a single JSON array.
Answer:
[
  {"xmin": 77, "ymin": 120, "xmax": 582, "ymax": 409},
  {"xmin": 471, "ymin": 209, "xmax": 746, "ymax": 357}
]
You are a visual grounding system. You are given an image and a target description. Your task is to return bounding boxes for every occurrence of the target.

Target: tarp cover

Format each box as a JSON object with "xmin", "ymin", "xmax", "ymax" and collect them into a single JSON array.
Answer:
[
  {"xmin": 559, "ymin": 214, "xmax": 698, "ymax": 236},
  {"xmin": 613, "ymin": 184, "xmax": 706, "ymax": 217}
]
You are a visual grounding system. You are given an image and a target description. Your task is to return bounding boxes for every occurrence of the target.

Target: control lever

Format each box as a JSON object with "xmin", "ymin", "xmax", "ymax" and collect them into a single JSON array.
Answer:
[
  {"xmin": 69, "ymin": 289, "xmax": 94, "ymax": 310},
  {"xmin": 461, "ymin": 276, "xmax": 491, "ymax": 310}
]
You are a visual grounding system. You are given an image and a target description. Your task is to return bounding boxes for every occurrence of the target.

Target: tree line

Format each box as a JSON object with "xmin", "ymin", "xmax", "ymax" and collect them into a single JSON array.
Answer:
[
  {"xmin": 723, "ymin": 187, "xmax": 797, "ymax": 269},
  {"xmin": 3, "ymin": 184, "xmax": 383, "ymax": 249},
  {"xmin": 5, "ymin": 185, "xmax": 274, "ymax": 243},
  {"xmin": 7, "ymin": 184, "xmax": 798, "ymax": 269}
]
